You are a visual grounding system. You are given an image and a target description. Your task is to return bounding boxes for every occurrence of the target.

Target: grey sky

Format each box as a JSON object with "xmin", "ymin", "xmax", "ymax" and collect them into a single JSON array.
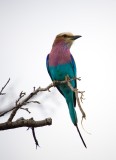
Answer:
[{"xmin": 0, "ymin": 0, "xmax": 116, "ymax": 160}]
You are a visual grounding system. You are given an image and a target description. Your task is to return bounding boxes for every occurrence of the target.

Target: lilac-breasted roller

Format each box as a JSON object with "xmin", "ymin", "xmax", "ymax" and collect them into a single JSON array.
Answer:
[{"xmin": 46, "ymin": 32, "xmax": 87, "ymax": 148}]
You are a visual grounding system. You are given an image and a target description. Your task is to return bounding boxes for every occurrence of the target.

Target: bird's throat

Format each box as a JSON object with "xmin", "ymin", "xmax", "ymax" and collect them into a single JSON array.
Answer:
[{"xmin": 49, "ymin": 43, "xmax": 71, "ymax": 66}]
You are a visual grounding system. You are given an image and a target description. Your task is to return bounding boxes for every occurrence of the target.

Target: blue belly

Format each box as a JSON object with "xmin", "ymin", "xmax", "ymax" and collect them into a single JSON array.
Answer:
[
  {"xmin": 49, "ymin": 63, "xmax": 75, "ymax": 81},
  {"xmin": 49, "ymin": 63, "xmax": 75, "ymax": 97}
]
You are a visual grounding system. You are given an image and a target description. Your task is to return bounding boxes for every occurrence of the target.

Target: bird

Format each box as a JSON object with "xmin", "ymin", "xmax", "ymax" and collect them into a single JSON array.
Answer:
[{"xmin": 46, "ymin": 32, "xmax": 87, "ymax": 148}]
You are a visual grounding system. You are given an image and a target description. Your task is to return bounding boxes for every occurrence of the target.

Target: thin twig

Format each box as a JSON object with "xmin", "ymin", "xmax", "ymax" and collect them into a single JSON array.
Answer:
[
  {"xmin": 20, "ymin": 107, "xmax": 31, "ymax": 114},
  {"xmin": 0, "ymin": 78, "xmax": 10, "ymax": 95},
  {"xmin": 7, "ymin": 91, "xmax": 26, "ymax": 122},
  {"xmin": 24, "ymin": 101, "xmax": 40, "ymax": 105},
  {"xmin": 31, "ymin": 127, "xmax": 39, "ymax": 149},
  {"xmin": 16, "ymin": 91, "xmax": 26, "ymax": 105}
]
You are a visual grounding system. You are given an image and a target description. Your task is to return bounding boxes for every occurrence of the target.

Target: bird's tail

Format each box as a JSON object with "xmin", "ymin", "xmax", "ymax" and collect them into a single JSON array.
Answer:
[
  {"xmin": 75, "ymin": 124, "xmax": 87, "ymax": 148},
  {"xmin": 66, "ymin": 100, "xmax": 87, "ymax": 148}
]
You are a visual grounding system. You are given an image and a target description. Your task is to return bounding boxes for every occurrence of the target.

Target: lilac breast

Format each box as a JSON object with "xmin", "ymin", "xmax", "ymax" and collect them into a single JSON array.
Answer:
[{"xmin": 49, "ymin": 49, "xmax": 71, "ymax": 66}]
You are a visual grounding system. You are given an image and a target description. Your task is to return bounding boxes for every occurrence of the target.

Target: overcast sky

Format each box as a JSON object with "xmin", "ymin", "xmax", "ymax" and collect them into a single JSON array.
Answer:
[{"xmin": 0, "ymin": 0, "xmax": 116, "ymax": 160}]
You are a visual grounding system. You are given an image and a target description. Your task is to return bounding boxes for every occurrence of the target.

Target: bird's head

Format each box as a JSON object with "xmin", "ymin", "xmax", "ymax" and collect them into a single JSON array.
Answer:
[{"xmin": 53, "ymin": 32, "xmax": 82, "ymax": 48}]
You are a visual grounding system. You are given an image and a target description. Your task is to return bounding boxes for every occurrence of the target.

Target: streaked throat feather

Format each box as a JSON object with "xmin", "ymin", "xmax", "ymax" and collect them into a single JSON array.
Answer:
[{"xmin": 49, "ymin": 43, "xmax": 71, "ymax": 66}]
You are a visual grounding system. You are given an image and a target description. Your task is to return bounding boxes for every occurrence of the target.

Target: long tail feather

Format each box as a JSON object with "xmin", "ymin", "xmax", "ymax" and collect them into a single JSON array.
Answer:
[{"xmin": 76, "ymin": 124, "xmax": 87, "ymax": 148}]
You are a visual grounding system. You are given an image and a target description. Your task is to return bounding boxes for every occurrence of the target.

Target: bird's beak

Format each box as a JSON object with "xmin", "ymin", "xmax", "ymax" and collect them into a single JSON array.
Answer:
[{"xmin": 71, "ymin": 35, "xmax": 82, "ymax": 40}]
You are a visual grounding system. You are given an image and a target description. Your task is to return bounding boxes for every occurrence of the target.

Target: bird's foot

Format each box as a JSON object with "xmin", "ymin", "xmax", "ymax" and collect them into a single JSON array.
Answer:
[{"xmin": 65, "ymin": 75, "xmax": 70, "ymax": 82}]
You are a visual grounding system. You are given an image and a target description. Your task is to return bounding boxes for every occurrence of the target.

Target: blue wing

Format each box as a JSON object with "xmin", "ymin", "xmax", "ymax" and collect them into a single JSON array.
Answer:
[
  {"xmin": 70, "ymin": 54, "xmax": 77, "ymax": 85},
  {"xmin": 46, "ymin": 54, "xmax": 53, "ymax": 80},
  {"xmin": 70, "ymin": 54, "xmax": 77, "ymax": 107}
]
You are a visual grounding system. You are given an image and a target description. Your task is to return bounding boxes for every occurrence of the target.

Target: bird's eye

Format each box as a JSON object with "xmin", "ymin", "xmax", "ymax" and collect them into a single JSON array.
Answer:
[{"xmin": 63, "ymin": 34, "xmax": 67, "ymax": 38}]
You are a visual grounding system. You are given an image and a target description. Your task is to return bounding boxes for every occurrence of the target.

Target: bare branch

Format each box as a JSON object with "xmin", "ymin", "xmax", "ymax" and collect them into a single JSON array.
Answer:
[
  {"xmin": 0, "ymin": 77, "xmax": 82, "ymax": 118},
  {"xmin": 0, "ymin": 77, "xmax": 86, "ymax": 148},
  {"xmin": 0, "ymin": 107, "xmax": 17, "ymax": 117},
  {"xmin": 0, "ymin": 118, "xmax": 52, "ymax": 130},
  {"xmin": 0, "ymin": 78, "xmax": 10, "ymax": 95},
  {"xmin": 7, "ymin": 105, "xmax": 21, "ymax": 122}
]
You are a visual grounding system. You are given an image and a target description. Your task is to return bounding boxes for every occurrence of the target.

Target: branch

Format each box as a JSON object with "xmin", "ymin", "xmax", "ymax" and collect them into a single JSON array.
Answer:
[
  {"xmin": 0, "ymin": 77, "xmax": 86, "ymax": 148},
  {"xmin": 0, "ymin": 77, "xmax": 81, "ymax": 119},
  {"xmin": 0, "ymin": 118, "xmax": 52, "ymax": 130},
  {"xmin": 0, "ymin": 107, "xmax": 17, "ymax": 117},
  {"xmin": 0, "ymin": 76, "xmax": 85, "ymax": 123}
]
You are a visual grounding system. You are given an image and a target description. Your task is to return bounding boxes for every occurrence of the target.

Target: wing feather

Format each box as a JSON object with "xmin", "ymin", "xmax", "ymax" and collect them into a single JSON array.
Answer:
[{"xmin": 70, "ymin": 54, "xmax": 77, "ymax": 107}]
